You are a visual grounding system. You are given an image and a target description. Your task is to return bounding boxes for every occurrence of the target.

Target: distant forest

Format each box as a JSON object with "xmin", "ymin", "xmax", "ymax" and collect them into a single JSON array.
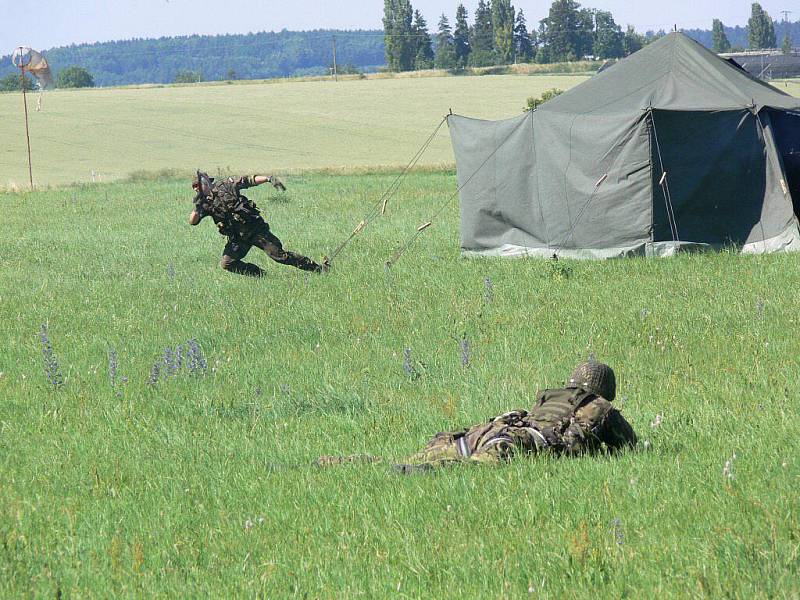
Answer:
[
  {"xmin": 684, "ymin": 21, "xmax": 800, "ymax": 51},
  {"xmin": 0, "ymin": 30, "xmax": 385, "ymax": 87},
  {"xmin": 2, "ymin": 19, "xmax": 800, "ymax": 88}
]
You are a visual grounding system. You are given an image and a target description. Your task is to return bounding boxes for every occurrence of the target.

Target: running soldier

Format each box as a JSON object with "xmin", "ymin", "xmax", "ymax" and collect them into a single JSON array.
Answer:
[{"xmin": 189, "ymin": 171, "xmax": 327, "ymax": 276}]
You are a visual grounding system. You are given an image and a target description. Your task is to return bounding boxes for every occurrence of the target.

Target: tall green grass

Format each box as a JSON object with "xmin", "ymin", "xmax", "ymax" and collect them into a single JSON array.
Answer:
[{"xmin": 1, "ymin": 172, "xmax": 798, "ymax": 597}]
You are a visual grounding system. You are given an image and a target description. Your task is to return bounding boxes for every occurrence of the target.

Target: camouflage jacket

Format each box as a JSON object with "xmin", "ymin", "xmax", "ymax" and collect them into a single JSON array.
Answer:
[
  {"xmin": 401, "ymin": 387, "xmax": 638, "ymax": 469},
  {"xmin": 459, "ymin": 387, "xmax": 637, "ymax": 458},
  {"xmin": 195, "ymin": 175, "xmax": 265, "ymax": 237}
]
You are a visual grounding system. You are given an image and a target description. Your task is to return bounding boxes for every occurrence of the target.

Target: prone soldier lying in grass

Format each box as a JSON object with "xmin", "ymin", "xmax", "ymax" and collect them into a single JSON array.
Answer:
[
  {"xmin": 189, "ymin": 171, "xmax": 328, "ymax": 276},
  {"xmin": 317, "ymin": 361, "xmax": 637, "ymax": 472}
]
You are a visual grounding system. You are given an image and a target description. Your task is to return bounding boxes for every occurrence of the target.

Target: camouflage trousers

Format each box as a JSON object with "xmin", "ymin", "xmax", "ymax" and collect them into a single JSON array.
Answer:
[
  {"xmin": 221, "ymin": 225, "xmax": 322, "ymax": 276},
  {"xmin": 400, "ymin": 415, "xmax": 548, "ymax": 469}
]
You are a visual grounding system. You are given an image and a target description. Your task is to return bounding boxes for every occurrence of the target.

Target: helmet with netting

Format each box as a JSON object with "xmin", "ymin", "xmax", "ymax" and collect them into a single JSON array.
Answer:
[
  {"xmin": 567, "ymin": 361, "xmax": 616, "ymax": 401},
  {"xmin": 191, "ymin": 171, "xmax": 214, "ymax": 188}
]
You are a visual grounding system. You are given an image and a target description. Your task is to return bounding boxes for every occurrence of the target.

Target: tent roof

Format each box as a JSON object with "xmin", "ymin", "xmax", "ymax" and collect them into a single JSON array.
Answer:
[{"xmin": 541, "ymin": 32, "xmax": 800, "ymax": 115}]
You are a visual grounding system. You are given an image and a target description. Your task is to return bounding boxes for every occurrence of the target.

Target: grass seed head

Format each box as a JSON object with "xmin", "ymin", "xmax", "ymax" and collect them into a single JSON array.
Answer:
[{"xmin": 723, "ymin": 453, "xmax": 737, "ymax": 480}]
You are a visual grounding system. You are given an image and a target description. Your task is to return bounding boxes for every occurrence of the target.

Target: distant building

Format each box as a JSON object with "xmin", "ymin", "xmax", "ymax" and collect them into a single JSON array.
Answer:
[{"xmin": 720, "ymin": 50, "xmax": 800, "ymax": 80}]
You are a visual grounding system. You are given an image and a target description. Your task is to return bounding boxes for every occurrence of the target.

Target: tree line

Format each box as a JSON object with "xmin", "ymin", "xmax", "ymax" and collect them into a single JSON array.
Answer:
[
  {"xmin": 1, "ymin": 3, "xmax": 797, "ymax": 90},
  {"xmin": 0, "ymin": 30, "xmax": 385, "ymax": 88},
  {"xmin": 694, "ymin": 4, "xmax": 797, "ymax": 54},
  {"xmin": 384, "ymin": 1, "xmax": 800, "ymax": 72},
  {"xmin": 383, "ymin": 0, "xmax": 646, "ymax": 70}
]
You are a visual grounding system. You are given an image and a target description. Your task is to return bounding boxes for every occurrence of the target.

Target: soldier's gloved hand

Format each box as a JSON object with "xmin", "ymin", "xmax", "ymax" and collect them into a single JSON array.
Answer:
[
  {"xmin": 193, "ymin": 201, "xmax": 207, "ymax": 218},
  {"xmin": 268, "ymin": 176, "xmax": 287, "ymax": 192}
]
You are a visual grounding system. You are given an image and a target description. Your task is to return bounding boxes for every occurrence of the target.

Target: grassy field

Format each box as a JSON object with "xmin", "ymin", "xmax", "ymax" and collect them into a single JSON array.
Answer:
[
  {"xmin": 0, "ymin": 74, "xmax": 587, "ymax": 189},
  {"xmin": 1, "ymin": 171, "xmax": 799, "ymax": 597}
]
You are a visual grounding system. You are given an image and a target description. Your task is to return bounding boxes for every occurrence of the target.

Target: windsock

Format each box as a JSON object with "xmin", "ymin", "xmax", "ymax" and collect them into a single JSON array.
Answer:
[{"xmin": 11, "ymin": 46, "xmax": 53, "ymax": 89}]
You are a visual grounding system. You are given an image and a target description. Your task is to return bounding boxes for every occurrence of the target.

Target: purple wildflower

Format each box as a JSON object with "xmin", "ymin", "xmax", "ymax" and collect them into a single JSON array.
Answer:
[
  {"xmin": 167, "ymin": 262, "xmax": 175, "ymax": 279},
  {"xmin": 162, "ymin": 347, "xmax": 177, "ymax": 375},
  {"xmin": 403, "ymin": 348, "xmax": 416, "ymax": 378},
  {"xmin": 459, "ymin": 335, "xmax": 471, "ymax": 368},
  {"xmin": 108, "ymin": 348, "xmax": 118, "ymax": 390},
  {"xmin": 186, "ymin": 339, "xmax": 207, "ymax": 375},
  {"xmin": 147, "ymin": 361, "xmax": 161, "ymax": 386},
  {"xmin": 484, "ymin": 277, "xmax": 493, "ymax": 304},
  {"xmin": 611, "ymin": 518, "xmax": 624, "ymax": 546},
  {"xmin": 39, "ymin": 324, "xmax": 64, "ymax": 388}
]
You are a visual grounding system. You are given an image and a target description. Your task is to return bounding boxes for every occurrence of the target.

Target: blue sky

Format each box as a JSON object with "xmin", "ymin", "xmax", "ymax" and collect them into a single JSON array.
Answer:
[{"xmin": 2, "ymin": 0, "xmax": 791, "ymax": 52}]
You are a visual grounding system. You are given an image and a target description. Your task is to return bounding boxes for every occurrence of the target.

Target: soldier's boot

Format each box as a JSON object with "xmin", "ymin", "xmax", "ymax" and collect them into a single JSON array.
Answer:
[
  {"xmin": 220, "ymin": 257, "xmax": 264, "ymax": 277},
  {"xmin": 393, "ymin": 463, "xmax": 435, "ymax": 475},
  {"xmin": 316, "ymin": 454, "xmax": 383, "ymax": 467},
  {"xmin": 266, "ymin": 248, "xmax": 323, "ymax": 273},
  {"xmin": 321, "ymin": 256, "xmax": 332, "ymax": 274},
  {"xmin": 393, "ymin": 457, "xmax": 469, "ymax": 474}
]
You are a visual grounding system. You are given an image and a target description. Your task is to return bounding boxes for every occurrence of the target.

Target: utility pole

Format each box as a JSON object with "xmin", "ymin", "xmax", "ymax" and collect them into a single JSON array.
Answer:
[
  {"xmin": 781, "ymin": 10, "xmax": 793, "ymax": 53},
  {"xmin": 332, "ymin": 35, "xmax": 338, "ymax": 82}
]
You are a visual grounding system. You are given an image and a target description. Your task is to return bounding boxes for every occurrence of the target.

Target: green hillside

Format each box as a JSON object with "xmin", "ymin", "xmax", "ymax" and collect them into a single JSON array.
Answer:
[{"xmin": 0, "ymin": 30, "xmax": 385, "ymax": 86}]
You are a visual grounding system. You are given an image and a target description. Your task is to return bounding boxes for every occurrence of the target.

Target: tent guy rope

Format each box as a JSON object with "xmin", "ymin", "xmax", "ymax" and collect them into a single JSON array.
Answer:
[
  {"xmin": 385, "ymin": 112, "xmax": 532, "ymax": 268},
  {"xmin": 327, "ymin": 116, "xmax": 448, "ymax": 263}
]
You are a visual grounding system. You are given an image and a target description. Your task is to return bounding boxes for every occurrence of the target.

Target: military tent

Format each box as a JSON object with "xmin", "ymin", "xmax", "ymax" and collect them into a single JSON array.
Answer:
[{"xmin": 448, "ymin": 32, "xmax": 800, "ymax": 258}]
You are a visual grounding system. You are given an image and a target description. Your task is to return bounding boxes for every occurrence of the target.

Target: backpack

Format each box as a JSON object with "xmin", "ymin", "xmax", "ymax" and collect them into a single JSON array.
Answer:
[{"xmin": 529, "ymin": 387, "xmax": 614, "ymax": 454}]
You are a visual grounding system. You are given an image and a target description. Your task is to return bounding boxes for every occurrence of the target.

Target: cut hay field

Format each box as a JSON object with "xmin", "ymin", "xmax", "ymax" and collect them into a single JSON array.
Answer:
[
  {"xmin": 0, "ymin": 74, "xmax": 587, "ymax": 188},
  {"xmin": 1, "ymin": 172, "xmax": 799, "ymax": 597}
]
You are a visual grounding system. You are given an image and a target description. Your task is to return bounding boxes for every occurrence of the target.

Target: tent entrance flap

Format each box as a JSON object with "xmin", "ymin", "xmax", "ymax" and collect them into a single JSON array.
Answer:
[
  {"xmin": 767, "ymin": 110, "xmax": 800, "ymax": 218},
  {"xmin": 650, "ymin": 110, "xmax": 768, "ymax": 245}
]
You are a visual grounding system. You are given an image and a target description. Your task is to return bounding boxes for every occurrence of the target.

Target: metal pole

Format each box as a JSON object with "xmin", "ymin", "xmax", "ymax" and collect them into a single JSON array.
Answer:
[
  {"xmin": 20, "ymin": 65, "xmax": 33, "ymax": 190},
  {"xmin": 332, "ymin": 35, "xmax": 338, "ymax": 82}
]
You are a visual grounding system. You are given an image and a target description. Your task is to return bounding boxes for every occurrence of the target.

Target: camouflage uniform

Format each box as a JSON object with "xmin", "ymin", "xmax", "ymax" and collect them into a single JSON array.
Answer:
[
  {"xmin": 397, "ymin": 362, "xmax": 637, "ymax": 471},
  {"xmin": 194, "ymin": 175, "xmax": 322, "ymax": 276}
]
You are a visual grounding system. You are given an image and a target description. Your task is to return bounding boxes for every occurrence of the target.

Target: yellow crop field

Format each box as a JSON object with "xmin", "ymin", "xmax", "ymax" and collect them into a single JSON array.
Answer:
[{"xmin": 0, "ymin": 74, "xmax": 588, "ymax": 187}]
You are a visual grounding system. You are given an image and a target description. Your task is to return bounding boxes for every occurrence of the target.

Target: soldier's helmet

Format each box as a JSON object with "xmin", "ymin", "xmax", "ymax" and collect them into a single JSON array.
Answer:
[
  {"xmin": 567, "ymin": 361, "xmax": 616, "ymax": 401},
  {"xmin": 191, "ymin": 171, "xmax": 214, "ymax": 189}
]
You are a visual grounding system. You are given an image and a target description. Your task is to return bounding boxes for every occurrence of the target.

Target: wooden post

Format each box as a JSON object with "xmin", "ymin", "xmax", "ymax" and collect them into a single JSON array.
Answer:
[{"xmin": 18, "ymin": 56, "xmax": 34, "ymax": 190}]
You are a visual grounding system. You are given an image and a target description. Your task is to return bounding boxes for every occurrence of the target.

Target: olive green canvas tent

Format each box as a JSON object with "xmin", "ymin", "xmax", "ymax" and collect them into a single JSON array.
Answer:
[{"xmin": 448, "ymin": 32, "xmax": 800, "ymax": 258}]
